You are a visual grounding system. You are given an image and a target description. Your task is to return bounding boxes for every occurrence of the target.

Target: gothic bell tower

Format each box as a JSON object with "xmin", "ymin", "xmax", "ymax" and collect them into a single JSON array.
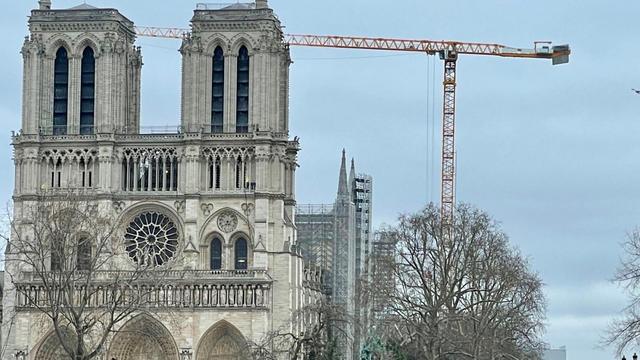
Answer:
[
  {"xmin": 179, "ymin": 0, "xmax": 290, "ymax": 134},
  {"xmin": 21, "ymin": 2, "xmax": 141, "ymax": 135}
]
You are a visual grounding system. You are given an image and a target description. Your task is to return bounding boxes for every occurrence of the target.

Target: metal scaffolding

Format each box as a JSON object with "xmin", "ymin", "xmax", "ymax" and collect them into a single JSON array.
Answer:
[{"xmin": 296, "ymin": 204, "xmax": 335, "ymax": 294}]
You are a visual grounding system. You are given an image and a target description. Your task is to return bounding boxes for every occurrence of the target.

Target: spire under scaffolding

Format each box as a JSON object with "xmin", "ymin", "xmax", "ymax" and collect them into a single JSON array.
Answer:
[{"xmin": 337, "ymin": 149, "xmax": 349, "ymax": 199}]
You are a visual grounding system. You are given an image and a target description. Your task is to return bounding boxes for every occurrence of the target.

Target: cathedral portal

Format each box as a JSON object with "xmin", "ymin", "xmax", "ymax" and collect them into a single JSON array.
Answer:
[
  {"xmin": 33, "ymin": 330, "xmax": 71, "ymax": 360},
  {"xmin": 196, "ymin": 321, "xmax": 248, "ymax": 360},
  {"xmin": 106, "ymin": 314, "xmax": 179, "ymax": 360}
]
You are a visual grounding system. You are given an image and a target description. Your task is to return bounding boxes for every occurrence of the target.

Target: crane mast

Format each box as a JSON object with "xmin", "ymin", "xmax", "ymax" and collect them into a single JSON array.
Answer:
[
  {"xmin": 441, "ymin": 56, "xmax": 457, "ymax": 228},
  {"xmin": 133, "ymin": 26, "xmax": 570, "ymax": 227}
]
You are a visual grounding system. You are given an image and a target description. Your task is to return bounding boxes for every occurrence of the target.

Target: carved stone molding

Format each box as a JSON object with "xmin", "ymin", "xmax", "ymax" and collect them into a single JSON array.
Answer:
[
  {"xmin": 217, "ymin": 211, "xmax": 238, "ymax": 233},
  {"xmin": 201, "ymin": 203, "xmax": 214, "ymax": 216},
  {"xmin": 175, "ymin": 200, "xmax": 186, "ymax": 214},
  {"xmin": 241, "ymin": 203, "xmax": 254, "ymax": 215}
]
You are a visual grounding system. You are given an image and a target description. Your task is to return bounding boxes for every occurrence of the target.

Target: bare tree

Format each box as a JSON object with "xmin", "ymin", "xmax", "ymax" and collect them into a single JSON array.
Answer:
[
  {"xmin": 250, "ymin": 297, "xmax": 349, "ymax": 360},
  {"xmin": 375, "ymin": 203, "xmax": 545, "ymax": 360},
  {"xmin": 605, "ymin": 229, "xmax": 640, "ymax": 354},
  {"xmin": 3, "ymin": 191, "xmax": 174, "ymax": 360}
]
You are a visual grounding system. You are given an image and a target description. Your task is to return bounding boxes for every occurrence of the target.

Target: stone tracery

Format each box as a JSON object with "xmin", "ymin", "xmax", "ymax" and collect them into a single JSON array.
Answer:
[
  {"xmin": 121, "ymin": 147, "xmax": 180, "ymax": 192},
  {"xmin": 107, "ymin": 314, "xmax": 179, "ymax": 360},
  {"xmin": 124, "ymin": 211, "xmax": 179, "ymax": 266}
]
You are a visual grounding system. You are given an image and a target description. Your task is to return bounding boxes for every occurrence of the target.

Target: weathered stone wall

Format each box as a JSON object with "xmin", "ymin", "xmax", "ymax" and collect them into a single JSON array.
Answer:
[{"xmin": 2, "ymin": 1, "xmax": 312, "ymax": 359}]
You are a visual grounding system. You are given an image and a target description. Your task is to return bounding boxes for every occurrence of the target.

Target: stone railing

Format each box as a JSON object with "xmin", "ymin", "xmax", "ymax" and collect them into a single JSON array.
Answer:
[
  {"xmin": 16, "ymin": 125, "xmax": 289, "ymax": 142},
  {"xmin": 14, "ymin": 131, "xmax": 289, "ymax": 145},
  {"xmin": 17, "ymin": 269, "xmax": 271, "ymax": 283},
  {"xmin": 14, "ymin": 270, "xmax": 271, "ymax": 310}
]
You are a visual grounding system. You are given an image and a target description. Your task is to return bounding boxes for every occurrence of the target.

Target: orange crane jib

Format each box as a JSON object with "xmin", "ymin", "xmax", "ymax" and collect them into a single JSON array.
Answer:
[
  {"xmin": 133, "ymin": 27, "xmax": 570, "ymax": 63},
  {"xmin": 134, "ymin": 26, "xmax": 571, "ymax": 227}
]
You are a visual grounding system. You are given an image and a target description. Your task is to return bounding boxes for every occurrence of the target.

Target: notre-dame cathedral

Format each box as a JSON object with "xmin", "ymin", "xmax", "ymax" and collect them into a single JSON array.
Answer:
[{"xmin": 1, "ymin": 1, "xmax": 323, "ymax": 359}]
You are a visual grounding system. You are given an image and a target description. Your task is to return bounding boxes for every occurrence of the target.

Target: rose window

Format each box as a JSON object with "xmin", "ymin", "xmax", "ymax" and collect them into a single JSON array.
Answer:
[{"xmin": 124, "ymin": 211, "xmax": 179, "ymax": 266}]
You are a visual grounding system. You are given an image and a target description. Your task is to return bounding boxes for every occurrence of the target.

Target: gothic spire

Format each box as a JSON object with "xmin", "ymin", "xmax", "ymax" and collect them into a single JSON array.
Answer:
[
  {"xmin": 337, "ymin": 149, "xmax": 349, "ymax": 199},
  {"xmin": 349, "ymin": 158, "xmax": 356, "ymax": 185}
]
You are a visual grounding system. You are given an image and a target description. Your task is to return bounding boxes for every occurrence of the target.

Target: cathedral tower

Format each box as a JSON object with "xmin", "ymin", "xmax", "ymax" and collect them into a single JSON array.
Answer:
[
  {"xmin": 4, "ymin": 1, "xmax": 307, "ymax": 359},
  {"xmin": 179, "ymin": 1, "xmax": 290, "ymax": 135},
  {"xmin": 21, "ymin": 3, "xmax": 141, "ymax": 135}
]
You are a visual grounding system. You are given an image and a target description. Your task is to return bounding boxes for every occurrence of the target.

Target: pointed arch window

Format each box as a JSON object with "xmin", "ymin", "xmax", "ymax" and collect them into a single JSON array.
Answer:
[
  {"xmin": 236, "ymin": 46, "xmax": 249, "ymax": 133},
  {"xmin": 234, "ymin": 238, "xmax": 248, "ymax": 270},
  {"xmin": 53, "ymin": 47, "xmax": 69, "ymax": 135},
  {"xmin": 212, "ymin": 46, "xmax": 225, "ymax": 133},
  {"xmin": 77, "ymin": 237, "xmax": 91, "ymax": 271},
  {"xmin": 207, "ymin": 156, "xmax": 222, "ymax": 190},
  {"xmin": 51, "ymin": 235, "xmax": 63, "ymax": 271},
  {"xmin": 210, "ymin": 238, "xmax": 222, "ymax": 270},
  {"xmin": 235, "ymin": 156, "xmax": 246, "ymax": 189},
  {"xmin": 80, "ymin": 47, "xmax": 95, "ymax": 134}
]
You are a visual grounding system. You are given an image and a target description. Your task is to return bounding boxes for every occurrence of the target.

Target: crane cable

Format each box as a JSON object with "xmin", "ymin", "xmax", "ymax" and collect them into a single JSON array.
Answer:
[
  {"xmin": 430, "ymin": 55, "xmax": 436, "ymax": 204},
  {"xmin": 426, "ymin": 55, "xmax": 437, "ymax": 204},
  {"xmin": 426, "ymin": 55, "xmax": 431, "ymax": 204}
]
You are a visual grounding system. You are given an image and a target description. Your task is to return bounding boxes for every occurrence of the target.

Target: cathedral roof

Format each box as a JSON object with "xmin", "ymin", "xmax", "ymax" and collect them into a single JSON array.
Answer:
[{"xmin": 68, "ymin": 3, "xmax": 98, "ymax": 10}]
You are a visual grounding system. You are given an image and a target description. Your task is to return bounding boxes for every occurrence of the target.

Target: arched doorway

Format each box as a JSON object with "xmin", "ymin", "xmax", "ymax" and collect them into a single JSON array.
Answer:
[
  {"xmin": 34, "ymin": 329, "xmax": 72, "ymax": 360},
  {"xmin": 196, "ymin": 321, "xmax": 249, "ymax": 360},
  {"xmin": 107, "ymin": 314, "xmax": 179, "ymax": 360}
]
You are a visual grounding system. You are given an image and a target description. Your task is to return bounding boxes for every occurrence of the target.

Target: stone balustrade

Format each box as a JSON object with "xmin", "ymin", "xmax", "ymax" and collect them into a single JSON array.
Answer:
[
  {"xmin": 13, "ymin": 125, "xmax": 289, "ymax": 143},
  {"xmin": 14, "ymin": 270, "xmax": 271, "ymax": 310}
]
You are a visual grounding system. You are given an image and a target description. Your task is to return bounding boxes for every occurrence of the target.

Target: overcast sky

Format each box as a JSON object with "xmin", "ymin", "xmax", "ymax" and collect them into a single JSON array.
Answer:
[{"xmin": 2, "ymin": 1, "xmax": 639, "ymax": 358}]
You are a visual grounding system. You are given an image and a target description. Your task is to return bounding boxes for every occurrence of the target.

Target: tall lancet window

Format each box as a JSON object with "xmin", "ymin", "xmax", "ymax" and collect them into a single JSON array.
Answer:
[
  {"xmin": 234, "ymin": 237, "xmax": 248, "ymax": 270},
  {"xmin": 53, "ymin": 47, "xmax": 69, "ymax": 135},
  {"xmin": 80, "ymin": 47, "xmax": 95, "ymax": 134},
  {"xmin": 236, "ymin": 46, "xmax": 249, "ymax": 133},
  {"xmin": 210, "ymin": 237, "xmax": 222, "ymax": 270},
  {"xmin": 212, "ymin": 46, "xmax": 225, "ymax": 133}
]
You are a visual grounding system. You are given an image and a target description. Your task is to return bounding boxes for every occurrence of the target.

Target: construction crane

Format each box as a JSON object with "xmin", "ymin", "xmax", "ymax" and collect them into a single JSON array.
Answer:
[{"xmin": 133, "ymin": 26, "xmax": 571, "ymax": 227}]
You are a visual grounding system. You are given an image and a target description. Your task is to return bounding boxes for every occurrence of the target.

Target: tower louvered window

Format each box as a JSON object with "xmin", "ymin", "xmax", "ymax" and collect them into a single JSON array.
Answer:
[
  {"xmin": 212, "ymin": 46, "xmax": 224, "ymax": 133},
  {"xmin": 80, "ymin": 47, "xmax": 95, "ymax": 134},
  {"xmin": 53, "ymin": 47, "xmax": 69, "ymax": 135},
  {"xmin": 236, "ymin": 46, "xmax": 249, "ymax": 133}
]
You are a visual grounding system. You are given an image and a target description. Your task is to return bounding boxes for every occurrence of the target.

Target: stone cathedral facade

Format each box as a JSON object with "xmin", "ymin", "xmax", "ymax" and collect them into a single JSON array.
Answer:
[{"xmin": 2, "ymin": 1, "xmax": 320, "ymax": 359}]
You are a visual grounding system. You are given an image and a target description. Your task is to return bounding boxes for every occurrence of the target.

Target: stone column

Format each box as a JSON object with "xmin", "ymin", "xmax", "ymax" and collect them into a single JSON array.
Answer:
[
  {"xmin": 68, "ymin": 54, "xmax": 81, "ymax": 134},
  {"xmin": 127, "ymin": 47, "xmax": 142, "ymax": 133},
  {"xmin": 184, "ymin": 146, "xmax": 200, "ymax": 194},
  {"xmin": 225, "ymin": 53, "xmax": 238, "ymax": 133},
  {"xmin": 249, "ymin": 52, "xmax": 260, "ymax": 131},
  {"xmin": 41, "ymin": 55, "xmax": 54, "ymax": 133},
  {"xmin": 98, "ymin": 145, "xmax": 113, "ymax": 192}
]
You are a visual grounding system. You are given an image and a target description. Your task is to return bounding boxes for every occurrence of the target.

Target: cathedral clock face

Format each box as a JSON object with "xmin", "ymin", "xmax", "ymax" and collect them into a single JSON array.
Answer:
[
  {"xmin": 124, "ymin": 211, "xmax": 179, "ymax": 267},
  {"xmin": 217, "ymin": 212, "xmax": 238, "ymax": 233}
]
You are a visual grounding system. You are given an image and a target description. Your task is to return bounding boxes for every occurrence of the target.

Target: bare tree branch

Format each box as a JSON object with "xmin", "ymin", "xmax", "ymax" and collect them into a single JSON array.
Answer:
[
  {"xmin": 2, "ymin": 191, "xmax": 175, "ymax": 360},
  {"xmin": 362, "ymin": 204, "xmax": 546, "ymax": 360}
]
